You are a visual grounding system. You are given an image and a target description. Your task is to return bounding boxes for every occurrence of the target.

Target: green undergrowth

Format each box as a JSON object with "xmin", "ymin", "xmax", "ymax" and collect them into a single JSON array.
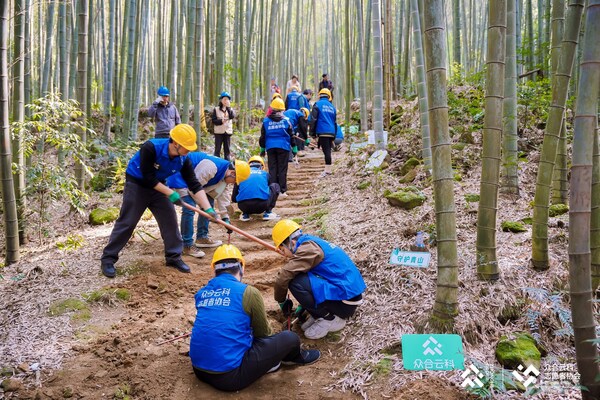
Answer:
[
  {"xmin": 84, "ymin": 288, "xmax": 131, "ymax": 303},
  {"xmin": 298, "ymin": 196, "xmax": 329, "ymax": 207},
  {"xmin": 48, "ymin": 298, "xmax": 91, "ymax": 322}
]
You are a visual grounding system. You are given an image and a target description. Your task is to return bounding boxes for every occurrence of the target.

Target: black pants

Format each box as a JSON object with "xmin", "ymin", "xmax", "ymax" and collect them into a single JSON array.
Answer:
[
  {"xmin": 238, "ymin": 183, "xmax": 280, "ymax": 214},
  {"xmin": 289, "ymin": 273, "xmax": 360, "ymax": 319},
  {"xmin": 214, "ymin": 134, "xmax": 231, "ymax": 160},
  {"xmin": 318, "ymin": 136, "xmax": 334, "ymax": 165},
  {"xmin": 193, "ymin": 331, "xmax": 300, "ymax": 392},
  {"xmin": 101, "ymin": 180, "xmax": 182, "ymax": 264},
  {"xmin": 267, "ymin": 148, "xmax": 290, "ymax": 193}
]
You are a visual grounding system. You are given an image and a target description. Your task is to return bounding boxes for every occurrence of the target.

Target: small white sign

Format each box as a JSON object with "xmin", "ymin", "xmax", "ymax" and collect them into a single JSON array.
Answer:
[
  {"xmin": 366, "ymin": 130, "xmax": 388, "ymax": 145},
  {"xmin": 389, "ymin": 249, "xmax": 431, "ymax": 268}
]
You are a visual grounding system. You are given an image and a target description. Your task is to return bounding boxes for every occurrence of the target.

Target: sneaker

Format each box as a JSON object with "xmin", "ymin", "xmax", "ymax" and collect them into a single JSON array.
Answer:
[
  {"xmin": 280, "ymin": 192, "xmax": 289, "ymax": 198},
  {"xmin": 318, "ymin": 171, "xmax": 332, "ymax": 178},
  {"xmin": 262, "ymin": 212, "xmax": 279, "ymax": 221},
  {"xmin": 195, "ymin": 237, "xmax": 222, "ymax": 248},
  {"xmin": 267, "ymin": 362, "xmax": 281, "ymax": 373},
  {"xmin": 166, "ymin": 259, "xmax": 191, "ymax": 273},
  {"xmin": 183, "ymin": 245, "xmax": 205, "ymax": 258},
  {"xmin": 240, "ymin": 213, "xmax": 251, "ymax": 222},
  {"xmin": 304, "ymin": 316, "xmax": 346, "ymax": 340},
  {"xmin": 101, "ymin": 262, "xmax": 116, "ymax": 278},
  {"xmin": 300, "ymin": 315, "xmax": 316, "ymax": 332},
  {"xmin": 282, "ymin": 349, "xmax": 321, "ymax": 366}
]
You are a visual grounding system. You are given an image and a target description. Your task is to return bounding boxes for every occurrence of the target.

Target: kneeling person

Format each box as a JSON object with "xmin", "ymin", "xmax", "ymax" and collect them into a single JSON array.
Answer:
[
  {"xmin": 272, "ymin": 220, "xmax": 367, "ymax": 340},
  {"xmin": 190, "ymin": 245, "xmax": 320, "ymax": 392},
  {"xmin": 233, "ymin": 156, "xmax": 280, "ymax": 221}
]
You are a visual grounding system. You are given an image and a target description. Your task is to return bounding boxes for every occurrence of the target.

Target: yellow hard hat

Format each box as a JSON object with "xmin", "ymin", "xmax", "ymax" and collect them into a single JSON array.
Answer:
[
  {"xmin": 211, "ymin": 244, "xmax": 246, "ymax": 269},
  {"xmin": 234, "ymin": 160, "xmax": 251, "ymax": 184},
  {"xmin": 292, "ymin": 85, "xmax": 300, "ymax": 92},
  {"xmin": 270, "ymin": 98, "xmax": 285, "ymax": 111},
  {"xmin": 248, "ymin": 155, "xmax": 265, "ymax": 168},
  {"xmin": 272, "ymin": 92, "xmax": 283, "ymax": 100},
  {"xmin": 170, "ymin": 124, "xmax": 198, "ymax": 151},
  {"xmin": 318, "ymin": 88, "xmax": 332, "ymax": 101},
  {"xmin": 300, "ymin": 107, "xmax": 310, "ymax": 119},
  {"xmin": 272, "ymin": 219, "xmax": 301, "ymax": 248}
]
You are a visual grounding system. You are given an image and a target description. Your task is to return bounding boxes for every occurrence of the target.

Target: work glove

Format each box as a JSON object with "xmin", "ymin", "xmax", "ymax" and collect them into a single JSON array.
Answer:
[
  {"xmin": 168, "ymin": 191, "xmax": 183, "ymax": 207},
  {"xmin": 305, "ymin": 138, "xmax": 311, "ymax": 146},
  {"xmin": 292, "ymin": 146, "xmax": 298, "ymax": 156},
  {"xmin": 259, "ymin": 147, "xmax": 266, "ymax": 158},
  {"xmin": 155, "ymin": 96, "xmax": 163, "ymax": 104},
  {"xmin": 204, "ymin": 207, "xmax": 218, "ymax": 220},
  {"xmin": 279, "ymin": 299, "xmax": 293, "ymax": 317},
  {"xmin": 222, "ymin": 218, "xmax": 233, "ymax": 234}
]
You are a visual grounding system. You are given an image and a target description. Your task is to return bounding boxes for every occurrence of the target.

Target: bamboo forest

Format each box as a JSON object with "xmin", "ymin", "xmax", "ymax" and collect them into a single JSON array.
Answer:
[{"xmin": 1, "ymin": 0, "xmax": 599, "ymax": 398}]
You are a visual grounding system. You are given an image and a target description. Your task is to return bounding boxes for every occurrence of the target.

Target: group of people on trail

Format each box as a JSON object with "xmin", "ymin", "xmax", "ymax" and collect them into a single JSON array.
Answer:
[{"xmin": 101, "ymin": 75, "xmax": 360, "ymax": 392}]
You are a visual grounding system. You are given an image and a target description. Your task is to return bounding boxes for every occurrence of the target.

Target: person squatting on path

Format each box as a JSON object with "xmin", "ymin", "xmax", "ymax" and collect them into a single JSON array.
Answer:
[
  {"xmin": 259, "ymin": 98, "xmax": 294, "ymax": 197},
  {"xmin": 166, "ymin": 154, "xmax": 251, "ymax": 252},
  {"xmin": 190, "ymin": 245, "xmax": 320, "ymax": 392},
  {"xmin": 272, "ymin": 220, "xmax": 366, "ymax": 340},
  {"xmin": 283, "ymin": 107, "xmax": 309, "ymax": 162},
  {"xmin": 211, "ymin": 91, "xmax": 235, "ymax": 160},
  {"xmin": 100, "ymin": 124, "xmax": 203, "ymax": 278},
  {"xmin": 310, "ymin": 88, "xmax": 338, "ymax": 178},
  {"xmin": 233, "ymin": 156, "xmax": 280, "ymax": 222},
  {"xmin": 147, "ymin": 86, "xmax": 181, "ymax": 139}
]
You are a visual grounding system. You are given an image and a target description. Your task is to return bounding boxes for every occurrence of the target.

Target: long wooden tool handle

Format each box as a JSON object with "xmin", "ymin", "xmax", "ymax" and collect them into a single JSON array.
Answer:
[
  {"xmin": 157, "ymin": 332, "xmax": 191, "ymax": 346},
  {"xmin": 181, "ymin": 202, "xmax": 285, "ymax": 256}
]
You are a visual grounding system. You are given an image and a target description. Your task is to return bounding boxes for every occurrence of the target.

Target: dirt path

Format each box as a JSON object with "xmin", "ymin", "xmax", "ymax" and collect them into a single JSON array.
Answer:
[{"xmin": 29, "ymin": 153, "xmax": 360, "ymax": 399}]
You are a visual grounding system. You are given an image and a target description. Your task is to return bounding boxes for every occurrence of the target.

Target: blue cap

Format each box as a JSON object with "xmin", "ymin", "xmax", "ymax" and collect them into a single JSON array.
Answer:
[
  {"xmin": 157, "ymin": 86, "xmax": 170, "ymax": 96},
  {"xmin": 219, "ymin": 91, "xmax": 231, "ymax": 100}
]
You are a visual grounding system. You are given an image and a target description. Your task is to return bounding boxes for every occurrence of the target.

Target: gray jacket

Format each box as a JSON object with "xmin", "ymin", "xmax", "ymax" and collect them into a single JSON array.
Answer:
[{"xmin": 147, "ymin": 101, "xmax": 181, "ymax": 138}]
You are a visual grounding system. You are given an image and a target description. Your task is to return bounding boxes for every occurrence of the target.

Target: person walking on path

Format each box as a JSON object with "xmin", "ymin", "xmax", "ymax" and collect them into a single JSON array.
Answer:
[
  {"xmin": 190, "ymin": 244, "xmax": 320, "ymax": 392},
  {"xmin": 283, "ymin": 107, "xmax": 309, "ymax": 158},
  {"xmin": 318, "ymin": 73, "xmax": 334, "ymax": 92},
  {"xmin": 270, "ymin": 77, "xmax": 281, "ymax": 96},
  {"xmin": 285, "ymin": 74, "xmax": 302, "ymax": 95},
  {"xmin": 309, "ymin": 89, "xmax": 338, "ymax": 177},
  {"xmin": 100, "ymin": 124, "xmax": 208, "ymax": 278},
  {"xmin": 266, "ymin": 92, "xmax": 283, "ymax": 117},
  {"xmin": 285, "ymin": 86, "xmax": 303, "ymax": 110},
  {"xmin": 259, "ymin": 98, "xmax": 294, "ymax": 197},
  {"xmin": 167, "ymin": 153, "xmax": 250, "ymax": 250},
  {"xmin": 233, "ymin": 156, "xmax": 280, "ymax": 222},
  {"xmin": 147, "ymin": 86, "xmax": 181, "ymax": 139},
  {"xmin": 272, "ymin": 220, "xmax": 366, "ymax": 340},
  {"xmin": 211, "ymin": 91, "xmax": 235, "ymax": 160}
]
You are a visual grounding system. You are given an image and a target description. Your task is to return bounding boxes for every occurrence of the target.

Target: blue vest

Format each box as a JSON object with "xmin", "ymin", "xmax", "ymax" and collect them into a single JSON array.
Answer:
[
  {"xmin": 236, "ymin": 168, "xmax": 270, "ymax": 201},
  {"xmin": 166, "ymin": 152, "xmax": 230, "ymax": 189},
  {"xmin": 286, "ymin": 91, "xmax": 302, "ymax": 110},
  {"xmin": 284, "ymin": 109, "xmax": 304, "ymax": 133},
  {"xmin": 298, "ymin": 94, "xmax": 310, "ymax": 111},
  {"xmin": 294, "ymin": 234, "xmax": 366, "ymax": 306},
  {"xmin": 263, "ymin": 117, "xmax": 292, "ymax": 151},
  {"xmin": 189, "ymin": 274, "xmax": 252, "ymax": 372},
  {"xmin": 126, "ymin": 139, "xmax": 187, "ymax": 182},
  {"xmin": 314, "ymin": 98, "xmax": 337, "ymax": 136},
  {"xmin": 336, "ymin": 125, "xmax": 344, "ymax": 140}
]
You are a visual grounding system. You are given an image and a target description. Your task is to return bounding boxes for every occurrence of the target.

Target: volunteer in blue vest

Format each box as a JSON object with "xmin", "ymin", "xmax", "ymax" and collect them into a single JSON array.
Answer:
[
  {"xmin": 298, "ymin": 89, "xmax": 312, "ymax": 111},
  {"xmin": 309, "ymin": 88, "xmax": 338, "ymax": 178},
  {"xmin": 283, "ymin": 107, "xmax": 309, "ymax": 162},
  {"xmin": 272, "ymin": 220, "xmax": 366, "ymax": 340},
  {"xmin": 147, "ymin": 86, "xmax": 181, "ymax": 138},
  {"xmin": 100, "ymin": 124, "xmax": 207, "ymax": 278},
  {"xmin": 190, "ymin": 244, "xmax": 320, "ymax": 392},
  {"xmin": 167, "ymin": 154, "xmax": 250, "ymax": 250},
  {"xmin": 233, "ymin": 156, "xmax": 280, "ymax": 222},
  {"xmin": 259, "ymin": 98, "xmax": 294, "ymax": 197},
  {"xmin": 285, "ymin": 85, "xmax": 302, "ymax": 110}
]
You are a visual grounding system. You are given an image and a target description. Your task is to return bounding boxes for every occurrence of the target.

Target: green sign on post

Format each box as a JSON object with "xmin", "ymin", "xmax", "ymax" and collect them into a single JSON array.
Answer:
[{"xmin": 402, "ymin": 334, "xmax": 465, "ymax": 371}]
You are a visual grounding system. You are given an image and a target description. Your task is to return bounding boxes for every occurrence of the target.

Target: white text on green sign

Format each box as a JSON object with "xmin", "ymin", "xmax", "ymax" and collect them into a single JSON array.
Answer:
[
  {"xmin": 389, "ymin": 250, "xmax": 431, "ymax": 268},
  {"xmin": 401, "ymin": 334, "xmax": 465, "ymax": 371}
]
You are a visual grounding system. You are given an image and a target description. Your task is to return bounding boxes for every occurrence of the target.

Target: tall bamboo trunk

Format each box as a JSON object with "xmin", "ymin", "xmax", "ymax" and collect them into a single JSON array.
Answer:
[
  {"xmin": 0, "ymin": 0, "xmax": 20, "ymax": 264},
  {"xmin": 371, "ymin": 0, "xmax": 385, "ymax": 150},
  {"xmin": 122, "ymin": 0, "xmax": 137, "ymax": 139},
  {"xmin": 452, "ymin": 0, "xmax": 461, "ymax": 68},
  {"xmin": 568, "ymin": 3, "xmax": 600, "ymax": 398},
  {"xmin": 182, "ymin": 0, "xmax": 196, "ymax": 124},
  {"xmin": 423, "ymin": 0, "xmax": 459, "ymax": 330},
  {"xmin": 592, "ymin": 129, "xmax": 600, "ymax": 292},
  {"xmin": 194, "ymin": 0, "xmax": 205, "ymax": 141},
  {"xmin": 501, "ymin": 0, "xmax": 518, "ymax": 194},
  {"xmin": 411, "ymin": 0, "xmax": 431, "ymax": 172},
  {"xmin": 476, "ymin": 0, "xmax": 507, "ymax": 280},
  {"xmin": 355, "ymin": 0, "xmax": 368, "ymax": 132},
  {"xmin": 41, "ymin": 0, "xmax": 56, "ymax": 94},
  {"xmin": 531, "ymin": 0, "xmax": 584, "ymax": 270},
  {"xmin": 75, "ymin": 0, "xmax": 88, "ymax": 188},
  {"xmin": 103, "ymin": 0, "xmax": 116, "ymax": 139}
]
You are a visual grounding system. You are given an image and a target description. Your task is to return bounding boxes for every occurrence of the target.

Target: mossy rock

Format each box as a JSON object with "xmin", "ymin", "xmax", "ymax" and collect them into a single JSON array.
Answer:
[
  {"xmin": 521, "ymin": 217, "xmax": 533, "ymax": 225},
  {"xmin": 399, "ymin": 157, "xmax": 420, "ymax": 176},
  {"xmin": 464, "ymin": 193, "xmax": 480, "ymax": 203},
  {"xmin": 501, "ymin": 221, "xmax": 527, "ymax": 233},
  {"xmin": 385, "ymin": 187, "xmax": 426, "ymax": 210},
  {"xmin": 357, "ymin": 181, "xmax": 371, "ymax": 190},
  {"xmin": 453, "ymin": 173, "xmax": 463, "ymax": 182},
  {"xmin": 495, "ymin": 332, "xmax": 541, "ymax": 370},
  {"xmin": 399, "ymin": 168, "xmax": 417, "ymax": 183},
  {"xmin": 89, "ymin": 166, "xmax": 117, "ymax": 192},
  {"xmin": 89, "ymin": 207, "xmax": 120, "ymax": 225},
  {"xmin": 451, "ymin": 142, "xmax": 467, "ymax": 151},
  {"xmin": 549, "ymin": 203, "xmax": 569, "ymax": 217}
]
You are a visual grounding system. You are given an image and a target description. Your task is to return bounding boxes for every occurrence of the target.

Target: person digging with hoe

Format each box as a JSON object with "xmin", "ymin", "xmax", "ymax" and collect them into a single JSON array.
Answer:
[
  {"xmin": 190, "ymin": 244, "xmax": 320, "ymax": 392},
  {"xmin": 100, "ymin": 124, "xmax": 207, "ymax": 278},
  {"xmin": 272, "ymin": 220, "xmax": 366, "ymax": 339}
]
